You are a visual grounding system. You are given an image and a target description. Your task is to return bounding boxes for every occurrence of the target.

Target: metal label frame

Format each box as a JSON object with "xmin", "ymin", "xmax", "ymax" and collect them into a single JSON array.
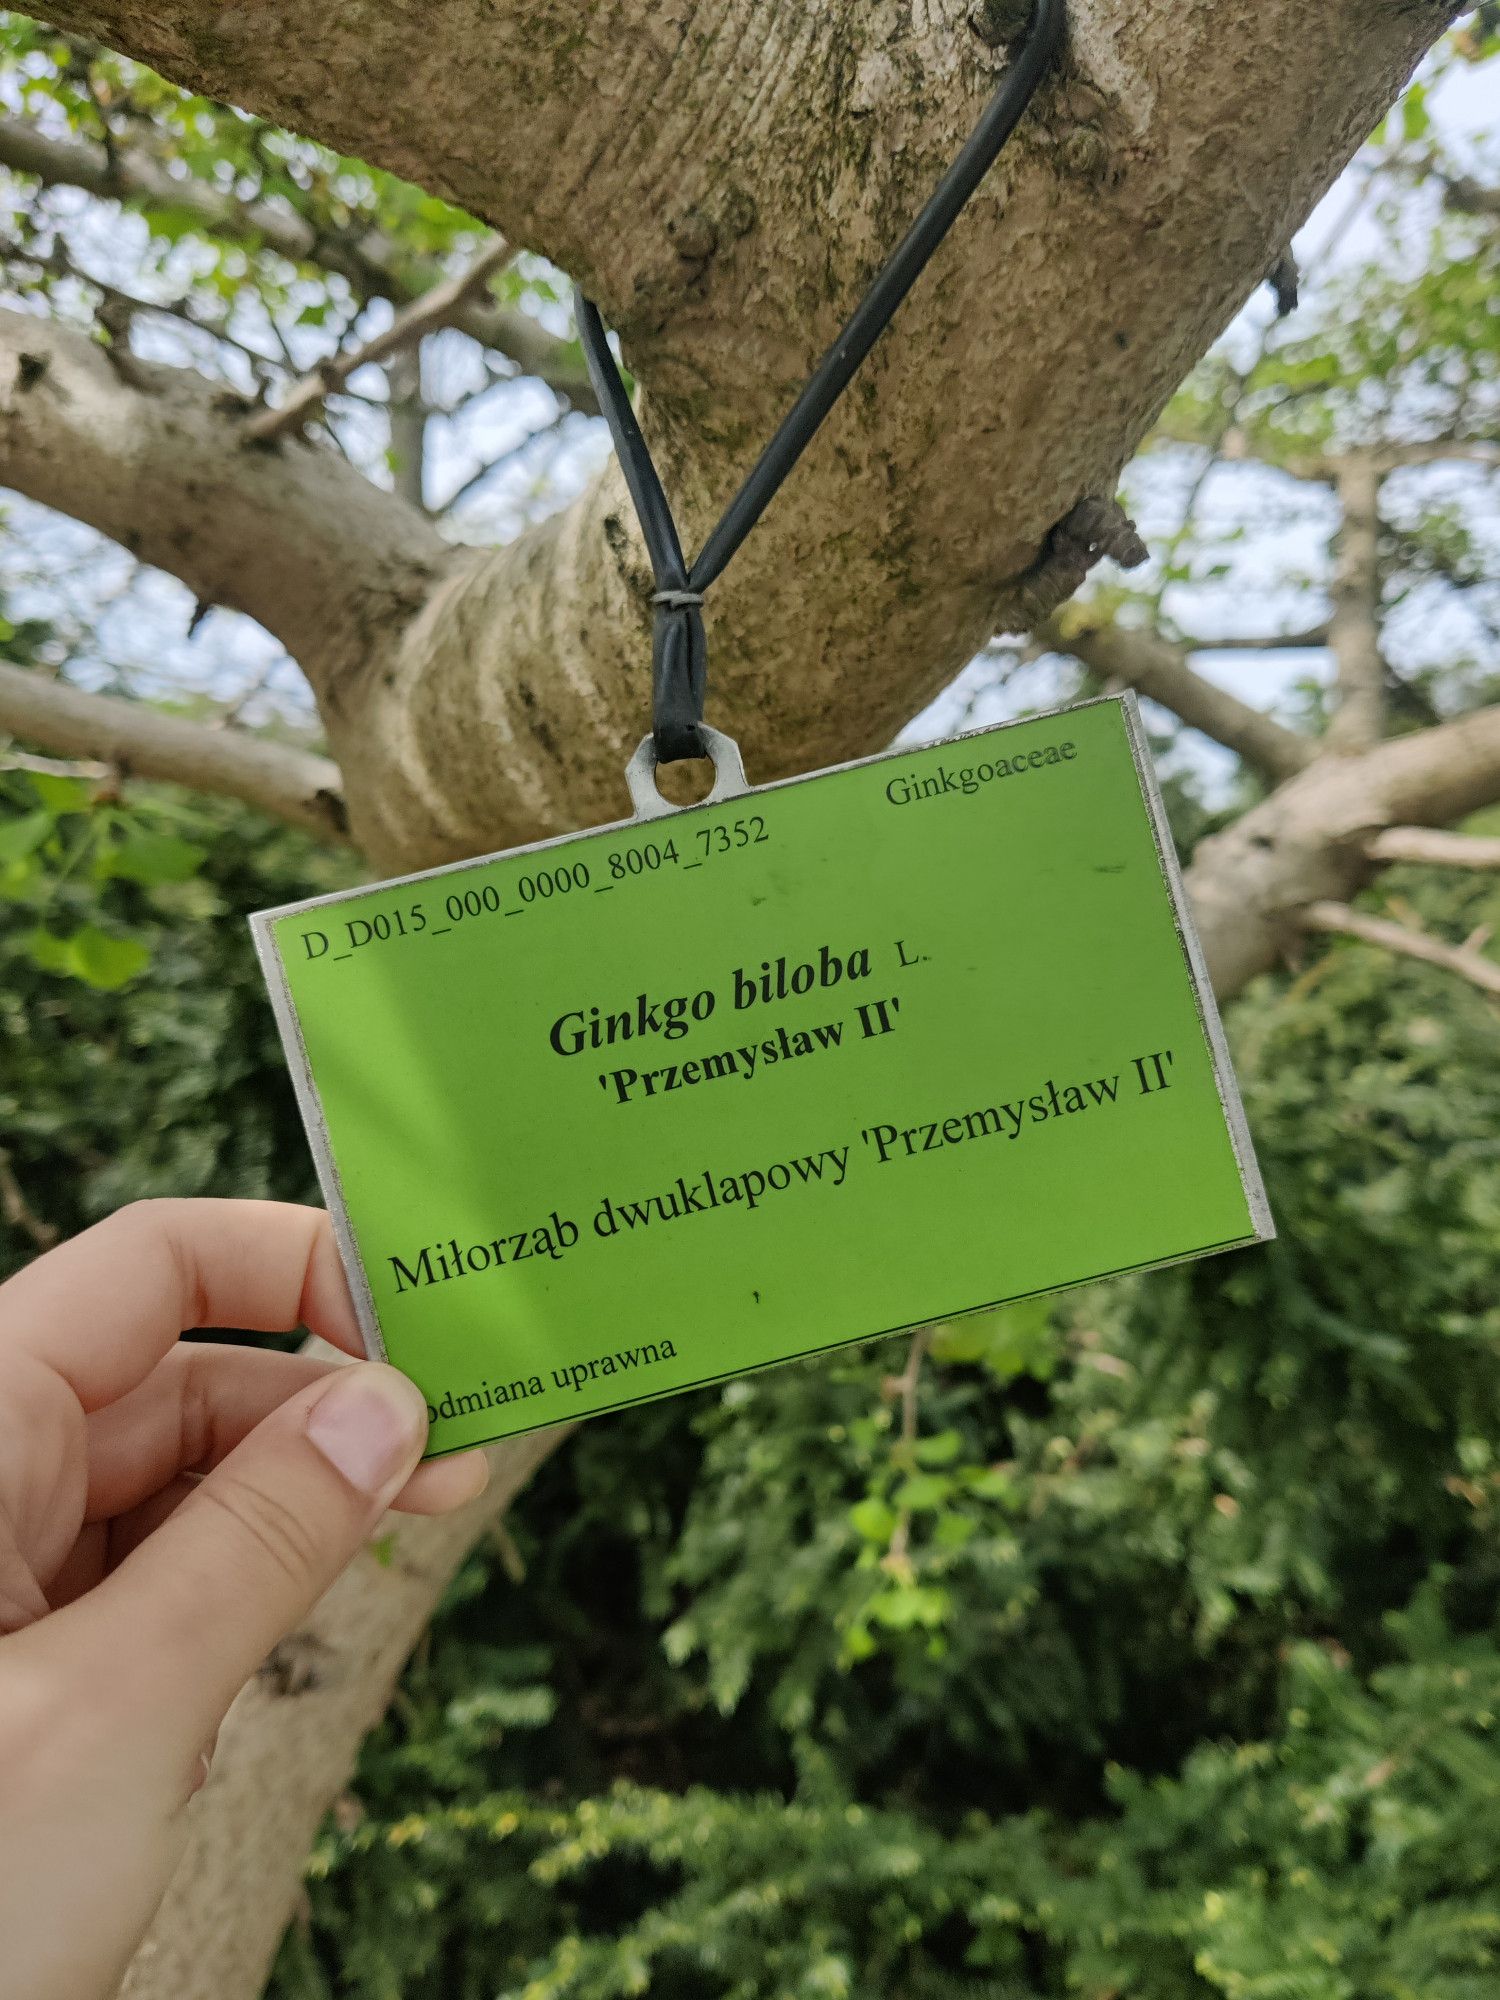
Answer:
[{"xmin": 251, "ymin": 692, "xmax": 1272, "ymax": 1375}]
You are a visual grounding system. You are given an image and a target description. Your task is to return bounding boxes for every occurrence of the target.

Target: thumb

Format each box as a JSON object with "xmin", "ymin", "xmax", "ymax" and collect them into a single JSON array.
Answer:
[{"xmin": 83, "ymin": 1363, "xmax": 429, "ymax": 1742}]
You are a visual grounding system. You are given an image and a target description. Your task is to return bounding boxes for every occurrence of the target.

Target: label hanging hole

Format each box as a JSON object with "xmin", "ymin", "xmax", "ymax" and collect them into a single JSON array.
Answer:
[
  {"xmin": 626, "ymin": 727, "xmax": 749, "ymax": 822},
  {"xmin": 657, "ymin": 756, "xmax": 718, "ymax": 809}
]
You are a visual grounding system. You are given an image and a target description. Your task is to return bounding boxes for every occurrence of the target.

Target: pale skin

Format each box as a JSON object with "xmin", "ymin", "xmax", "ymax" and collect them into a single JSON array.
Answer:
[{"xmin": 0, "ymin": 1198, "xmax": 490, "ymax": 2000}]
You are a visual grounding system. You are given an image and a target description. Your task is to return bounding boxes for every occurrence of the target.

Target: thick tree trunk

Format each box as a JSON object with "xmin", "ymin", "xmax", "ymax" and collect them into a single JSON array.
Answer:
[{"xmin": 1, "ymin": 3, "xmax": 1460, "ymax": 1995}]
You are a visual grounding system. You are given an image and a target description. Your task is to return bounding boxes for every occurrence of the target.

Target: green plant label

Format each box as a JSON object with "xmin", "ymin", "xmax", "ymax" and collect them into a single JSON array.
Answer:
[{"xmin": 253, "ymin": 696, "xmax": 1271, "ymax": 1457}]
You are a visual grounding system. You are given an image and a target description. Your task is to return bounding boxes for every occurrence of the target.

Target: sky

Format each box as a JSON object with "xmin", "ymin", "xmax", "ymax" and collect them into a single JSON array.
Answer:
[{"xmin": 908, "ymin": 47, "xmax": 1500, "ymax": 788}]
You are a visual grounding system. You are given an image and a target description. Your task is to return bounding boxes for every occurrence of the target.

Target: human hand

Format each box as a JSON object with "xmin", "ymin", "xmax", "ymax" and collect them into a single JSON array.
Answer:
[{"xmin": 0, "ymin": 1198, "xmax": 488, "ymax": 2000}]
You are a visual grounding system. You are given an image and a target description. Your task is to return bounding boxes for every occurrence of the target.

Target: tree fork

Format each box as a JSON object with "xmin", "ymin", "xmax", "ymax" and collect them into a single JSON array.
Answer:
[{"xmin": 22, "ymin": 0, "xmax": 1463, "ymax": 869}]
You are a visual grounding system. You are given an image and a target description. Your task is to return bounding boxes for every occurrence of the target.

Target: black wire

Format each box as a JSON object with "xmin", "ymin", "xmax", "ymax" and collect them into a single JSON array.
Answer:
[{"xmin": 577, "ymin": 0, "xmax": 1065, "ymax": 762}]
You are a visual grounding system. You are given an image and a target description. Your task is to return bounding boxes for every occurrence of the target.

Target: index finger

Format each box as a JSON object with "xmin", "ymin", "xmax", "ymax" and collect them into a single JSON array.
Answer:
[{"xmin": 0, "ymin": 1199, "xmax": 366, "ymax": 1410}]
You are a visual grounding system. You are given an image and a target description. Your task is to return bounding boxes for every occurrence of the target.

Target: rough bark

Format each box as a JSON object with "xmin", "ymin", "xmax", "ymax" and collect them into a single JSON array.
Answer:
[{"xmin": 22, "ymin": 0, "xmax": 1457, "ymax": 869}]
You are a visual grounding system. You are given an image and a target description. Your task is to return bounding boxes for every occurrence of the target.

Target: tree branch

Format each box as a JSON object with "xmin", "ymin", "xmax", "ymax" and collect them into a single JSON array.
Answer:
[
  {"xmin": 1038, "ymin": 615, "xmax": 1314, "ymax": 782},
  {"xmin": 0, "ymin": 114, "xmax": 307, "ymax": 257},
  {"xmin": 384, "ymin": 346, "xmax": 428, "ymax": 512},
  {"xmin": 1442, "ymin": 171, "xmax": 1500, "ymax": 219},
  {"xmin": 0, "ymin": 115, "xmax": 598, "ymax": 411},
  {"xmin": 434, "ymin": 411, "xmax": 567, "ymax": 516},
  {"xmin": 1298, "ymin": 898, "xmax": 1500, "ymax": 1000},
  {"xmin": 1, "ymin": 746, "xmax": 112, "ymax": 781},
  {"xmin": 1189, "ymin": 701, "xmax": 1500, "ymax": 998},
  {"xmin": 1366, "ymin": 826, "xmax": 1500, "ymax": 870},
  {"xmin": 0, "ymin": 1149, "xmax": 58, "ymax": 1250},
  {"xmin": 245, "ymin": 237, "xmax": 514, "ymax": 441},
  {"xmin": 1325, "ymin": 453, "xmax": 1385, "ymax": 752},
  {"xmin": 119, "ymin": 1423, "xmax": 576, "ymax": 2000},
  {"xmin": 0, "ymin": 664, "xmax": 350, "ymax": 840},
  {"xmin": 0, "ymin": 306, "xmax": 450, "ymax": 711},
  {"xmin": 882, "ymin": 1328, "xmax": 930, "ymax": 1576},
  {"xmin": 1175, "ymin": 625, "xmax": 1331, "ymax": 652},
  {"xmin": 1274, "ymin": 438, "xmax": 1500, "ymax": 484},
  {"xmin": 0, "ymin": 222, "xmax": 285, "ymax": 384},
  {"xmin": 1370, "ymin": 437, "xmax": 1500, "ymax": 472}
]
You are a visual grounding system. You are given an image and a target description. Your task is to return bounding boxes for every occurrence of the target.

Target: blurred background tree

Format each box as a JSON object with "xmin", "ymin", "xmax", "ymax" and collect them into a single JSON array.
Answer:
[{"xmin": 3, "ymin": 7, "xmax": 1500, "ymax": 1998}]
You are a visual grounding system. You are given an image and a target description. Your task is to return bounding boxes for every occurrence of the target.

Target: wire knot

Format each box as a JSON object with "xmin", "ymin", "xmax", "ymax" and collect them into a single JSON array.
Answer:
[
  {"xmin": 649, "ymin": 587, "xmax": 708, "ymax": 763},
  {"xmin": 574, "ymin": 0, "xmax": 1063, "ymax": 774}
]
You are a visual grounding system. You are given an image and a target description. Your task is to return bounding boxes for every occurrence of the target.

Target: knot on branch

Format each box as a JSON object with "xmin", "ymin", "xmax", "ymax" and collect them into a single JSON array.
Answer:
[
  {"xmin": 968, "ymin": 0, "xmax": 1033, "ymax": 48},
  {"xmin": 1009, "ymin": 495, "xmax": 1148, "ymax": 626},
  {"xmin": 258, "ymin": 1632, "xmax": 335, "ymax": 1698},
  {"xmin": 1266, "ymin": 250, "xmax": 1300, "ymax": 319}
]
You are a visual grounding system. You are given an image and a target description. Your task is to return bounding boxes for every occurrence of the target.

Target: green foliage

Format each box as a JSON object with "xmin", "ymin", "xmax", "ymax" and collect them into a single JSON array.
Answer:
[
  {"xmin": 0, "ymin": 766, "xmax": 357, "ymax": 1273},
  {"xmin": 259, "ymin": 848, "xmax": 1500, "ymax": 1999},
  {"xmin": 0, "ymin": 762, "xmax": 212, "ymax": 991},
  {"xmin": 275, "ymin": 1599, "xmax": 1500, "ymax": 2000}
]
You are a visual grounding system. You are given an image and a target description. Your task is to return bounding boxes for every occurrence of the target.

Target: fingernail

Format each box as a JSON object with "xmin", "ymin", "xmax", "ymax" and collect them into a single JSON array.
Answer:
[{"xmin": 306, "ymin": 1365, "xmax": 427, "ymax": 1495}]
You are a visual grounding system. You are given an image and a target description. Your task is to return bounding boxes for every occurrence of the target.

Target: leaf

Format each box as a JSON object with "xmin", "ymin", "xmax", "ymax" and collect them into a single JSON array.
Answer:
[
  {"xmin": 142, "ymin": 202, "xmax": 217, "ymax": 244},
  {"xmin": 868, "ymin": 1585, "xmax": 950, "ymax": 1631},
  {"xmin": 72, "ymin": 925, "xmax": 151, "ymax": 989},
  {"xmin": 1401, "ymin": 86, "xmax": 1431, "ymax": 142},
  {"xmin": 24, "ymin": 770, "xmax": 92, "ymax": 814},
  {"xmin": 931, "ymin": 1296, "xmax": 1057, "ymax": 1381},
  {"xmin": 100, "ymin": 831, "xmax": 207, "ymax": 885},
  {"xmin": 964, "ymin": 1465, "xmax": 1018, "ymax": 1504},
  {"xmin": 29, "ymin": 924, "xmax": 151, "ymax": 989},
  {"xmin": 0, "ymin": 809, "xmax": 52, "ymax": 867},
  {"xmin": 913, "ymin": 1429, "xmax": 963, "ymax": 1467},
  {"xmin": 839, "ymin": 1621, "xmax": 877, "ymax": 1664},
  {"xmin": 25, "ymin": 927, "xmax": 74, "ymax": 975},
  {"xmin": 849, "ymin": 1497, "xmax": 898, "ymax": 1543}
]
